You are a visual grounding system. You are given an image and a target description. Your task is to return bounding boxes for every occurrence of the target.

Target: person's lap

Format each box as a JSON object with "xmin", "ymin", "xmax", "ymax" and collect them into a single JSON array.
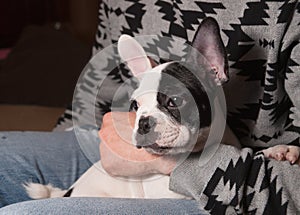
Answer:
[
  {"xmin": 0, "ymin": 129, "xmax": 202, "ymax": 214},
  {"xmin": 0, "ymin": 129, "xmax": 94, "ymax": 207}
]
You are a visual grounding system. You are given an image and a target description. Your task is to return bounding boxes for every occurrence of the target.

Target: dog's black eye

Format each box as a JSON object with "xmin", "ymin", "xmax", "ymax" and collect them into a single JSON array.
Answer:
[
  {"xmin": 167, "ymin": 96, "xmax": 184, "ymax": 108},
  {"xmin": 130, "ymin": 100, "xmax": 139, "ymax": 111}
]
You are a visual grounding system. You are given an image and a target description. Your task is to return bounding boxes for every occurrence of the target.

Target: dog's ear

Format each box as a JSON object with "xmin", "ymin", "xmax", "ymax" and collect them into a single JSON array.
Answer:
[
  {"xmin": 118, "ymin": 35, "xmax": 152, "ymax": 78},
  {"xmin": 190, "ymin": 17, "xmax": 229, "ymax": 85}
]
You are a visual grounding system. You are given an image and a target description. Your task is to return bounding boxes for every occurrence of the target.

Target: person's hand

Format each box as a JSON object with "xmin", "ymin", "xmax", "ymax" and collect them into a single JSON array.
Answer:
[{"xmin": 99, "ymin": 112, "xmax": 177, "ymax": 177}]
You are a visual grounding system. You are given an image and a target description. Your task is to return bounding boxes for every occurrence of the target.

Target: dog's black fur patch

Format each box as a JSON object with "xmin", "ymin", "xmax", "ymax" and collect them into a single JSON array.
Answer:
[{"xmin": 157, "ymin": 62, "xmax": 211, "ymax": 129}]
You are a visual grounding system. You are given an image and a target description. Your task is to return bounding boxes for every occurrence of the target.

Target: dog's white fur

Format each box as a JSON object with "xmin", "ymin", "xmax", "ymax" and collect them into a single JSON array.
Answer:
[{"xmin": 25, "ymin": 162, "xmax": 186, "ymax": 199}]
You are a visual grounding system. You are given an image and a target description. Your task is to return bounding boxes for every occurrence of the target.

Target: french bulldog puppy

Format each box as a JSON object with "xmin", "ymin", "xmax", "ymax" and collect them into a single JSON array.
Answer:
[{"xmin": 24, "ymin": 17, "xmax": 299, "ymax": 200}]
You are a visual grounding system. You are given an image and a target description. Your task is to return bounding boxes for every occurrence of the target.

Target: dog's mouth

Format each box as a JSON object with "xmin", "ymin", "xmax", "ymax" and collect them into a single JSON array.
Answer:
[{"xmin": 136, "ymin": 143, "xmax": 171, "ymax": 155}]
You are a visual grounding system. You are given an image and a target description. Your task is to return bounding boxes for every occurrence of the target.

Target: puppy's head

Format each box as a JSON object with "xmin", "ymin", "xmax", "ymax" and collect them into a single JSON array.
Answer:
[{"xmin": 118, "ymin": 17, "xmax": 228, "ymax": 155}]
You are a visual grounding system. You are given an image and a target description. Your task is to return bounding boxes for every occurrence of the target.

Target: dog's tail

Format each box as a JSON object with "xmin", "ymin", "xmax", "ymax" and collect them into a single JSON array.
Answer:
[{"xmin": 23, "ymin": 182, "xmax": 67, "ymax": 199}]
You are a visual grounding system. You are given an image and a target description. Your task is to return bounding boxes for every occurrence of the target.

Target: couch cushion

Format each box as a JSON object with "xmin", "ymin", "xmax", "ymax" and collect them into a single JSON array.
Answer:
[{"xmin": 0, "ymin": 105, "xmax": 65, "ymax": 131}]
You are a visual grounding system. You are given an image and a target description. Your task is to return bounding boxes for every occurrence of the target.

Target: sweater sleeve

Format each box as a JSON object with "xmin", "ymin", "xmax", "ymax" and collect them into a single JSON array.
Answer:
[{"xmin": 169, "ymin": 145, "xmax": 300, "ymax": 214}]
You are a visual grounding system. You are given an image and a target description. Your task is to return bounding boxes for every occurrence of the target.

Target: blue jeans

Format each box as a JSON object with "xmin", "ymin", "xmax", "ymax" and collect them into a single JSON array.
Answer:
[{"xmin": 0, "ymin": 130, "xmax": 202, "ymax": 214}]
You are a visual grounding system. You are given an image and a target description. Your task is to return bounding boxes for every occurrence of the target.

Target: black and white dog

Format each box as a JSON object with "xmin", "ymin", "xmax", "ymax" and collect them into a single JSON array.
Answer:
[{"xmin": 25, "ymin": 17, "xmax": 299, "ymax": 199}]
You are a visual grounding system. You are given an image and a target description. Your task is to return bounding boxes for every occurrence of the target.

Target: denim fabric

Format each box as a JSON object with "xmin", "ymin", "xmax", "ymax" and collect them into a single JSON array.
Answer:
[
  {"xmin": 0, "ymin": 130, "xmax": 94, "ymax": 207},
  {"xmin": 1, "ymin": 198, "xmax": 203, "ymax": 215}
]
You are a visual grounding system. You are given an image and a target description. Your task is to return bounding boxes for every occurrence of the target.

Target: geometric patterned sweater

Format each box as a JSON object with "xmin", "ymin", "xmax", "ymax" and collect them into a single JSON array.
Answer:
[{"xmin": 55, "ymin": 0, "xmax": 300, "ymax": 214}]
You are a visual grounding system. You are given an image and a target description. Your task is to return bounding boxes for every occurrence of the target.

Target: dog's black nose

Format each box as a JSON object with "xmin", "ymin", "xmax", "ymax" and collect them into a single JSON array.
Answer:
[{"xmin": 138, "ymin": 116, "xmax": 156, "ymax": 135}]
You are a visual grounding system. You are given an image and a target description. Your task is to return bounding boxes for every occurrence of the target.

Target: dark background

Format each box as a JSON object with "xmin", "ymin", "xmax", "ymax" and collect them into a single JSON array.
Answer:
[
  {"xmin": 0, "ymin": 0, "xmax": 99, "ymax": 130},
  {"xmin": 0, "ymin": 0, "xmax": 98, "ymax": 48}
]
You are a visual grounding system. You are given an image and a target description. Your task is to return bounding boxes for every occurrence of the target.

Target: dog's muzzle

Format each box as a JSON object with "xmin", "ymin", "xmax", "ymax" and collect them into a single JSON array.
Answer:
[
  {"xmin": 137, "ymin": 116, "xmax": 157, "ymax": 135},
  {"xmin": 135, "ymin": 116, "xmax": 159, "ymax": 149}
]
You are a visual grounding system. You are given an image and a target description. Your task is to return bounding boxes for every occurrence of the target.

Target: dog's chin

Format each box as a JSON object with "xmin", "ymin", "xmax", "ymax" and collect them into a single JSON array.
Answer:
[
  {"xmin": 133, "ymin": 125, "xmax": 196, "ymax": 155},
  {"xmin": 136, "ymin": 139, "xmax": 195, "ymax": 155},
  {"xmin": 134, "ymin": 138, "xmax": 173, "ymax": 155},
  {"xmin": 143, "ymin": 143, "xmax": 196, "ymax": 155},
  {"xmin": 142, "ymin": 143, "xmax": 172, "ymax": 155},
  {"xmin": 134, "ymin": 135, "xmax": 181, "ymax": 155}
]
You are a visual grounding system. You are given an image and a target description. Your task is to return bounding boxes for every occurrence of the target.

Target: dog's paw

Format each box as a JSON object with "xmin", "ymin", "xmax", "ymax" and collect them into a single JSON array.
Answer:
[{"xmin": 262, "ymin": 145, "xmax": 300, "ymax": 165}]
